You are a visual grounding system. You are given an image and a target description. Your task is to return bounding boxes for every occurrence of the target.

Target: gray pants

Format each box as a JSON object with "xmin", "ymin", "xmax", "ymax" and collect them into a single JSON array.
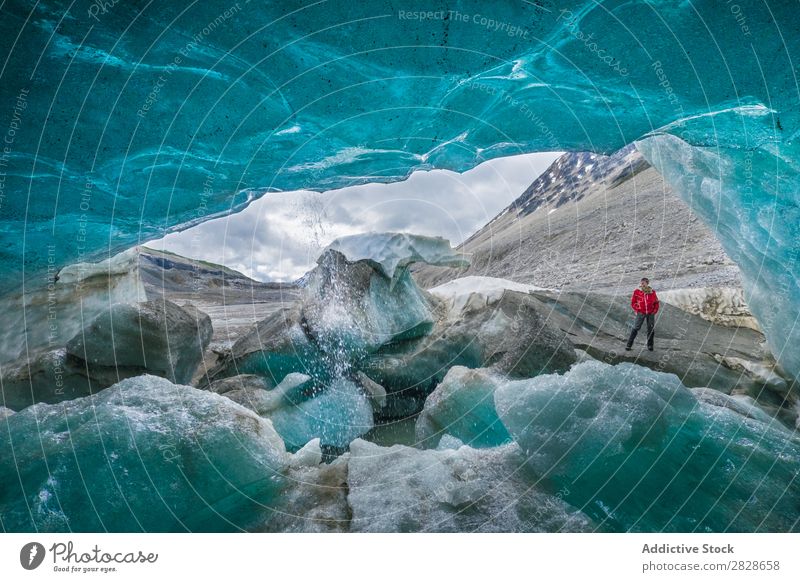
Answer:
[{"xmin": 627, "ymin": 313, "xmax": 654, "ymax": 349}]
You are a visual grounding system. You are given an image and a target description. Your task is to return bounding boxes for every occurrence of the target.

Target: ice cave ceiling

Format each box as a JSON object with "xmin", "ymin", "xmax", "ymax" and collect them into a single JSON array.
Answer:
[{"xmin": 0, "ymin": 0, "xmax": 798, "ymax": 377}]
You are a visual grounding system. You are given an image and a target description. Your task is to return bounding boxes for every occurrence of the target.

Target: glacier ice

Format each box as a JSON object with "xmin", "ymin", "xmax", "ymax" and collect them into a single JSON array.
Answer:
[
  {"xmin": 0, "ymin": 375, "xmax": 289, "ymax": 532},
  {"xmin": 213, "ymin": 373, "xmax": 314, "ymax": 416},
  {"xmin": 208, "ymin": 371, "xmax": 372, "ymax": 452},
  {"xmin": 0, "ymin": 348, "xmax": 117, "ymax": 410},
  {"xmin": 415, "ymin": 366, "xmax": 512, "ymax": 448},
  {"xmin": 0, "ymin": 248, "xmax": 146, "ymax": 366},
  {"xmin": 66, "ymin": 299, "xmax": 212, "ymax": 384},
  {"xmin": 267, "ymin": 378, "xmax": 374, "ymax": 452},
  {"xmin": 691, "ymin": 387, "xmax": 783, "ymax": 428},
  {"xmin": 494, "ymin": 361, "xmax": 800, "ymax": 532},
  {"xmin": 3, "ymin": 1, "xmax": 800, "ymax": 380},
  {"xmin": 323, "ymin": 232, "xmax": 469, "ymax": 282},
  {"xmin": 346, "ymin": 439, "xmax": 595, "ymax": 533},
  {"xmin": 363, "ymin": 281, "xmax": 576, "ymax": 416},
  {"xmin": 212, "ymin": 305, "xmax": 330, "ymax": 385},
  {"xmin": 2, "ymin": 0, "xmax": 800, "ymax": 534},
  {"xmin": 260, "ymin": 451, "xmax": 351, "ymax": 533},
  {"xmin": 303, "ymin": 235, "xmax": 450, "ymax": 357},
  {"xmin": 658, "ymin": 287, "xmax": 761, "ymax": 332},
  {"xmin": 210, "ymin": 234, "xmax": 464, "ymax": 384},
  {"xmin": 1, "ymin": 297, "xmax": 213, "ymax": 410},
  {"xmin": 207, "ymin": 373, "xmax": 275, "ymax": 394},
  {"xmin": 211, "ymin": 236, "xmax": 575, "ymax": 425},
  {"xmin": 637, "ymin": 121, "xmax": 800, "ymax": 382}
]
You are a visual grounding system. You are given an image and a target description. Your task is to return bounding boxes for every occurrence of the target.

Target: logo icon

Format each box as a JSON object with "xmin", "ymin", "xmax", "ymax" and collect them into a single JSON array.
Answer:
[{"xmin": 20, "ymin": 542, "xmax": 46, "ymax": 570}]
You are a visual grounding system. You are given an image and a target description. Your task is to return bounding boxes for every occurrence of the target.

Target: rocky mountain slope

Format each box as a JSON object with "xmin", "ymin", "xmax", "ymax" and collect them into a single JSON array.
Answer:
[
  {"xmin": 414, "ymin": 145, "xmax": 741, "ymax": 293},
  {"xmin": 139, "ymin": 247, "xmax": 300, "ymax": 351}
]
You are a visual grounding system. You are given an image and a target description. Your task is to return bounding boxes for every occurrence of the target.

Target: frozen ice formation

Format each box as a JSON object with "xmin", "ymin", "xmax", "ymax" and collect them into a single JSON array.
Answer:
[
  {"xmin": 261, "ymin": 450, "xmax": 351, "ymax": 533},
  {"xmin": 363, "ymin": 284, "xmax": 577, "ymax": 416},
  {"xmin": 4, "ymin": 0, "xmax": 800, "ymax": 384},
  {"xmin": 3, "ymin": 0, "xmax": 800, "ymax": 533},
  {"xmin": 206, "ymin": 243, "xmax": 575, "ymax": 450},
  {"xmin": 429, "ymin": 276, "xmax": 550, "ymax": 310},
  {"xmin": 0, "ymin": 375, "xmax": 289, "ymax": 532},
  {"xmin": 213, "ymin": 373, "xmax": 314, "ymax": 416},
  {"xmin": 637, "ymin": 123, "xmax": 800, "ymax": 381},
  {"xmin": 211, "ymin": 372, "xmax": 375, "ymax": 452},
  {"xmin": 494, "ymin": 361, "xmax": 800, "ymax": 532},
  {"xmin": 346, "ymin": 439, "xmax": 595, "ymax": 533},
  {"xmin": 66, "ymin": 299, "xmax": 213, "ymax": 384},
  {"xmin": 210, "ymin": 235, "xmax": 574, "ymax": 420},
  {"xmin": 323, "ymin": 232, "xmax": 469, "ymax": 282},
  {"xmin": 212, "ymin": 305, "xmax": 329, "ymax": 385},
  {"xmin": 267, "ymin": 378, "xmax": 374, "ymax": 452},
  {"xmin": 212, "ymin": 234, "xmax": 466, "ymax": 382},
  {"xmin": 690, "ymin": 387, "xmax": 784, "ymax": 429},
  {"xmin": 303, "ymin": 234, "xmax": 453, "ymax": 356},
  {"xmin": 0, "ymin": 249, "xmax": 146, "ymax": 366},
  {"xmin": 1, "ymin": 299, "xmax": 213, "ymax": 409},
  {"xmin": 415, "ymin": 366, "xmax": 512, "ymax": 448},
  {"xmin": 210, "ymin": 371, "xmax": 372, "ymax": 452}
]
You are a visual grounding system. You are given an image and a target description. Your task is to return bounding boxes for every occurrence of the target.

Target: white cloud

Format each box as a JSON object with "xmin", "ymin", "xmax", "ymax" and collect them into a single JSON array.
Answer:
[{"xmin": 145, "ymin": 151, "xmax": 561, "ymax": 281}]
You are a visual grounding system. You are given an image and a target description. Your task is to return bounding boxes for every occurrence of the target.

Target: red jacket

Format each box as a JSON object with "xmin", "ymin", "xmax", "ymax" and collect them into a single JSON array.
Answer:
[{"xmin": 631, "ymin": 288, "xmax": 659, "ymax": 314}]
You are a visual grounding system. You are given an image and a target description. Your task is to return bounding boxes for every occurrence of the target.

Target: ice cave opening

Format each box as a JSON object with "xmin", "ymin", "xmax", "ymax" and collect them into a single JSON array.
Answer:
[{"xmin": 1, "ymin": 0, "xmax": 799, "ymax": 533}]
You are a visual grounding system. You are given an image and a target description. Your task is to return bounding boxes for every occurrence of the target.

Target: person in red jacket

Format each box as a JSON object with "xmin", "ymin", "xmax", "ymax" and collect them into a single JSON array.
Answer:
[{"xmin": 626, "ymin": 277, "xmax": 659, "ymax": 351}]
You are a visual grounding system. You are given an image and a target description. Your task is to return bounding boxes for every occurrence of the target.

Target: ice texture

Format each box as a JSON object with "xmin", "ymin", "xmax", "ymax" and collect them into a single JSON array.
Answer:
[
  {"xmin": 267, "ymin": 378, "xmax": 374, "ymax": 452},
  {"xmin": 65, "ymin": 299, "xmax": 213, "ymax": 384},
  {"xmin": 347, "ymin": 439, "xmax": 595, "ymax": 532},
  {"xmin": 637, "ymin": 112, "xmax": 800, "ymax": 380},
  {"xmin": 303, "ymin": 237, "xmax": 447, "ymax": 357},
  {"xmin": 213, "ymin": 305, "xmax": 330, "ymax": 385},
  {"xmin": 2, "ymin": 298, "xmax": 213, "ymax": 409},
  {"xmin": 0, "ymin": 249, "xmax": 146, "ymax": 366},
  {"xmin": 0, "ymin": 375, "xmax": 289, "ymax": 532},
  {"xmin": 363, "ymin": 284, "xmax": 576, "ymax": 416},
  {"xmin": 212, "ymin": 233, "xmax": 463, "ymax": 383},
  {"xmin": 658, "ymin": 287, "xmax": 761, "ymax": 331},
  {"xmin": 214, "ymin": 373, "xmax": 314, "ymax": 415},
  {"xmin": 429, "ymin": 276, "xmax": 550, "ymax": 310},
  {"xmin": 5, "ymin": 2, "xmax": 800, "ymax": 373},
  {"xmin": 494, "ymin": 361, "xmax": 800, "ymax": 532},
  {"xmin": 415, "ymin": 366, "xmax": 512, "ymax": 448}
]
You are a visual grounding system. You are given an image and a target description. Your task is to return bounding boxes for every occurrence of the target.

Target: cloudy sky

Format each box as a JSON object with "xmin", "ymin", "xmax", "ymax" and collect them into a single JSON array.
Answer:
[{"xmin": 145, "ymin": 152, "xmax": 561, "ymax": 282}]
